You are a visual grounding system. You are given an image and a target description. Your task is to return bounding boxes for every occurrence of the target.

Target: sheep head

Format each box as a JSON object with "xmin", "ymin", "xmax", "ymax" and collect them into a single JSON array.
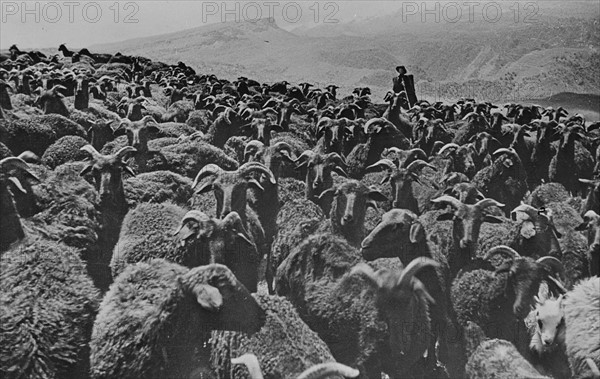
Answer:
[
  {"xmin": 319, "ymin": 180, "xmax": 387, "ymax": 246},
  {"xmin": 361, "ymin": 209, "xmax": 427, "ymax": 261},
  {"xmin": 180, "ymin": 263, "xmax": 266, "ymax": 334},
  {"xmin": 79, "ymin": 144, "xmax": 136, "ymax": 206},
  {"xmin": 437, "ymin": 142, "xmax": 477, "ymax": 178},
  {"xmin": 485, "ymin": 246, "xmax": 566, "ymax": 319},
  {"xmin": 511, "ymin": 203, "xmax": 562, "ymax": 257},
  {"xmin": 295, "ymin": 151, "xmax": 347, "ymax": 199},
  {"xmin": 113, "ymin": 115, "xmax": 159, "ymax": 153},
  {"xmin": 366, "ymin": 158, "xmax": 436, "ymax": 209},
  {"xmin": 349, "ymin": 258, "xmax": 438, "ymax": 363},
  {"xmin": 575, "ymin": 210, "xmax": 600, "ymax": 276},
  {"xmin": 432, "ymin": 196, "xmax": 504, "ymax": 251},
  {"xmin": 192, "ymin": 162, "xmax": 276, "ymax": 220},
  {"xmin": 531, "ymin": 295, "xmax": 565, "ymax": 354}
]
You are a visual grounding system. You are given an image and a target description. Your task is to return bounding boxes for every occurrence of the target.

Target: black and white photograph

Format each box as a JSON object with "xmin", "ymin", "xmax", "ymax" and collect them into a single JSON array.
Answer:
[{"xmin": 1, "ymin": 1, "xmax": 599, "ymax": 378}]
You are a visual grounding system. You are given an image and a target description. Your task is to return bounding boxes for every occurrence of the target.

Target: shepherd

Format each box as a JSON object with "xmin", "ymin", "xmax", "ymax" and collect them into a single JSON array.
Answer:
[{"xmin": 393, "ymin": 65, "xmax": 418, "ymax": 108}]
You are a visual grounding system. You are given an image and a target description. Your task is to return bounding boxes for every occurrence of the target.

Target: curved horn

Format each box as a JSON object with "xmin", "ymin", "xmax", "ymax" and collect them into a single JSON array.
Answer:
[
  {"xmin": 475, "ymin": 198, "xmax": 505, "ymax": 209},
  {"xmin": 80, "ymin": 144, "xmax": 102, "ymax": 160},
  {"xmin": 365, "ymin": 159, "xmax": 396, "ymax": 173},
  {"xmin": 222, "ymin": 211, "xmax": 255, "ymax": 246},
  {"xmin": 238, "ymin": 161, "xmax": 276, "ymax": 184},
  {"xmin": 437, "ymin": 143, "xmax": 460, "ymax": 156},
  {"xmin": 397, "ymin": 257, "xmax": 440, "ymax": 288},
  {"xmin": 192, "ymin": 164, "xmax": 224, "ymax": 189},
  {"xmin": 349, "ymin": 263, "xmax": 383, "ymax": 288},
  {"xmin": 431, "ymin": 195, "xmax": 464, "ymax": 209},
  {"xmin": 0, "ymin": 156, "xmax": 31, "ymax": 173},
  {"xmin": 403, "ymin": 148, "xmax": 428, "ymax": 167},
  {"xmin": 536, "ymin": 256, "xmax": 566, "ymax": 283},
  {"xmin": 492, "ymin": 148, "xmax": 517, "ymax": 158},
  {"xmin": 271, "ymin": 141, "xmax": 293, "ymax": 155},
  {"xmin": 297, "ymin": 362, "xmax": 360, "ymax": 379},
  {"xmin": 406, "ymin": 159, "xmax": 437, "ymax": 173},
  {"xmin": 114, "ymin": 146, "xmax": 137, "ymax": 161},
  {"xmin": 325, "ymin": 152, "xmax": 346, "ymax": 167},
  {"xmin": 294, "ymin": 150, "xmax": 316, "ymax": 165},
  {"xmin": 243, "ymin": 140, "xmax": 265, "ymax": 162},
  {"xmin": 484, "ymin": 245, "xmax": 520, "ymax": 262}
]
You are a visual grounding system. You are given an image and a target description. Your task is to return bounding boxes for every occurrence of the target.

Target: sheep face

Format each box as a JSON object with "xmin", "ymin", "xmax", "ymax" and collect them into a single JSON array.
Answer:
[
  {"xmin": 576, "ymin": 210, "xmax": 600, "ymax": 276},
  {"xmin": 327, "ymin": 180, "xmax": 387, "ymax": 230},
  {"xmin": 80, "ymin": 146, "xmax": 135, "ymax": 207},
  {"xmin": 296, "ymin": 152, "xmax": 347, "ymax": 199},
  {"xmin": 114, "ymin": 117, "xmax": 159, "ymax": 153},
  {"xmin": 0, "ymin": 157, "xmax": 35, "ymax": 251},
  {"xmin": 532, "ymin": 295, "xmax": 565, "ymax": 353},
  {"xmin": 502, "ymin": 259, "xmax": 548, "ymax": 318},
  {"xmin": 437, "ymin": 203, "xmax": 503, "ymax": 250},
  {"xmin": 180, "ymin": 263, "xmax": 266, "ymax": 334},
  {"xmin": 125, "ymin": 102, "xmax": 145, "ymax": 121},
  {"xmin": 361, "ymin": 209, "xmax": 424, "ymax": 261}
]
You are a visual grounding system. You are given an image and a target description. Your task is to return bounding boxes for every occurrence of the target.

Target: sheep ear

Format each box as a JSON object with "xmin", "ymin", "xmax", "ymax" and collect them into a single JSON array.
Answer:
[
  {"xmin": 7, "ymin": 177, "xmax": 27, "ymax": 193},
  {"xmin": 534, "ymin": 295, "xmax": 542, "ymax": 306},
  {"xmin": 409, "ymin": 222, "xmax": 426, "ymax": 244},
  {"xmin": 191, "ymin": 284, "xmax": 223, "ymax": 312}
]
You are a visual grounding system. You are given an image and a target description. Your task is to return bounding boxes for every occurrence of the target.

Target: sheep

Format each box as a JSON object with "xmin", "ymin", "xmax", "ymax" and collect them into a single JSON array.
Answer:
[
  {"xmin": 203, "ymin": 107, "xmax": 248, "ymax": 148},
  {"xmin": 0, "ymin": 79, "xmax": 13, "ymax": 110},
  {"xmin": 317, "ymin": 179, "xmax": 388, "ymax": 248},
  {"xmin": 0, "ymin": 114, "xmax": 87, "ymax": 156},
  {"xmin": 451, "ymin": 246, "xmax": 567, "ymax": 356},
  {"xmin": 575, "ymin": 210, "xmax": 600, "ymax": 277},
  {"xmin": 435, "ymin": 142, "xmax": 477, "ymax": 179},
  {"xmin": 271, "ymin": 198, "xmax": 325, "ymax": 272},
  {"xmin": 276, "ymin": 236, "xmax": 439, "ymax": 378},
  {"xmin": 427, "ymin": 195, "xmax": 506, "ymax": 278},
  {"xmin": 192, "ymin": 162, "xmax": 276, "ymax": 289},
  {"xmin": 35, "ymin": 84, "xmax": 69, "ymax": 116},
  {"xmin": 527, "ymin": 182, "xmax": 571, "ymax": 208},
  {"xmin": 89, "ymin": 260, "xmax": 266, "ymax": 379},
  {"xmin": 510, "ymin": 203, "xmax": 562, "ymax": 259},
  {"xmin": 580, "ymin": 178, "xmax": 600, "ymax": 216},
  {"xmin": 382, "ymin": 91, "xmax": 413, "ymax": 138},
  {"xmin": 549, "ymin": 126, "xmax": 588, "ymax": 195},
  {"xmin": 112, "ymin": 203, "xmax": 261, "ymax": 292},
  {"xmin": 123, "ymin": 170, "xmax": 193, "ymax": 208},
  {"xmin": 451, "ymin": 112, "xmax": 489, "ymax": 145},
  {"xmin": 41, "ymin": 135, "xmax": 89, "ymax": 168},
  {"xmin": 471, "ymin": 147, "xmax": 529, "ymax": 217},
  {"xmin": 562, "ymin": 277, "xmax": 600, "ymax": 379},
  {"xmin": 79, "ymin": 144, "xmax": 137, "ymax": 290},
  {"xmin": 0, "ymin": 156, "xmax": 38, "ymax": 252},
  {"xmin": 345, "ymin": 117, "xmax": 410, "ymax": 179},
  {"xmin": 466, "ymin": 339, "xmax": 550, "ymax": 379},
  {"xmin": 210, "ymin": 294, "xmax": 342, "ymax": 379},
  {"xmin": 359, "ymin": 208, "xmax": 466, "ymax": 377},
  {"xmin": 244, "ymin": 140, "xmax": 297, "ymax": 180},
  {"xmin": 0, "ymin": 239, "xmax": 100, "ymax": 379},
  {"xmin": 74, "ymin": 76, "xmax": 89, "ymax": 110},
  {"xmin": 364, "ymin": 158, "xmax": 437, "ymax": 214},
  {"xmin": 530, "ymin": 120, "xmax": 561, "ymax": 187},
  {"xmin": 527, "ymin": 295, "xmax": 571, "ymax": 379},
  {"xmin": 294, "ymin": 150, "xmax": 347, "ymax": 210}
]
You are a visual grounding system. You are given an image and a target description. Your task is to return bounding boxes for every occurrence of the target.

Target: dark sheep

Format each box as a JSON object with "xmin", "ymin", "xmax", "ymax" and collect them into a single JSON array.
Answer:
[
  {"xmin": 35, "ymin": 84, "xmax": 70, "ymax": 116},
  {"xmin": 41, "ymin": 135, "xmax": 89, "ymax": 168},
  {"xmin": 89, "ymin": 260, "xmax": 265, "ymax": 379},
  {"xmin": 0, "ymin": 240, "xmax": 100, "ymax": 379}
]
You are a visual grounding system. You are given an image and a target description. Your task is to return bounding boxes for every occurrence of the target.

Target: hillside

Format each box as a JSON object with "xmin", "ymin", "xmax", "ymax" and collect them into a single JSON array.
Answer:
[{"xmin": 93, "ymin": 2, "xmax": 600, "ymax": 102}]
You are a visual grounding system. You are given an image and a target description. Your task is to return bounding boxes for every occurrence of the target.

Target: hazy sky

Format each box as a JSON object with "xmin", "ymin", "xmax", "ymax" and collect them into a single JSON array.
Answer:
[{"xmin": 0, "ymin": 1, "xmax": 402, "ymax": 49}]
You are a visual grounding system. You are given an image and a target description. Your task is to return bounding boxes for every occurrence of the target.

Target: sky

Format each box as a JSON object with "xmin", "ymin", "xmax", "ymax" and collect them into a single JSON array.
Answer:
[{"xmin": 0, "ymin": 1, "xmax": 402, "ymax": 49}]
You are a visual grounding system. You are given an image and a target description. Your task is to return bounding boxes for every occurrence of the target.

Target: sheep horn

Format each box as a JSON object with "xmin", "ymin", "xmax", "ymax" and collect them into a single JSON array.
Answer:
[
  {"xmin": 492, "ymin": 148, "xmax": 517, "ymax": 158},
  {"xmin": 536, "ymin": 256, "xmax": 566, "ymax": 283},
  {"xmin": 192, "ymin": 164, "xmax": 224, "ymax": 189},
  {"xmin": 238, "ymin": 161, "xmax": 277, "ymax": 184},
  {"xmin": 271, "ymin": 141, "xmax": 293, "ymax": 156},
  {"xmin": 365, "ymin": 159, "xmax": 396, "ymax": 173},
  {"xmin": 484, "ymin": 245, "xmax": 520, "ymax": 263},
  {"xmin": 326, "ymin": 152, "xmax": 347, "ymax": 168},
  {"xmin": 396, "ymin": 257, "xmax": 440, "ymax": 289},
  {"xmin": 297, "ymin": 362, "xmax": 360, "ymax": 379},
  {"xmin": 403, "ymin": 148, "xmax": 428, "ymax": 167},
  {"xmin": 222, "ymin": 212, "xmax": 255, "ymax": 247},
  {"xmin": 475, "ymin": 198, "xmax": 505, "ymax": 209},
  {"xmin": 406, "ymin": 159, "xmax": 437, "ymax": 173},
  {"xmin": 114, "ymin": 146, "xmax": 137, "ymax": 161},
  {"xmin": 431, "ymin": 195, "xmax": 464, "ymax": 210},
  {"xmin": 294, "ymin": 150, "xmax": 316, "ymax": 165},
  {"xmin": 0, "ymin": 156, "xmax": 31, "ymax": 174},
  {"xmin": 349, "ymin": 263, "xmax": 383, "ymax": 288},
  {"xmin": 437, "ymin": 143, "xmax": 459, "ymax": 156},
  {"xmin": 80, "ymin": 144, "xmax": 102, "ymax": 160}
]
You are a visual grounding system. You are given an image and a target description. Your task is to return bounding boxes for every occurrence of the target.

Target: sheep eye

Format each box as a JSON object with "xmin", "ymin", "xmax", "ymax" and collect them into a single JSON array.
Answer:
[{"xmin": 537, "ymin": 320, "xmax": 543, "ymax": 329}]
